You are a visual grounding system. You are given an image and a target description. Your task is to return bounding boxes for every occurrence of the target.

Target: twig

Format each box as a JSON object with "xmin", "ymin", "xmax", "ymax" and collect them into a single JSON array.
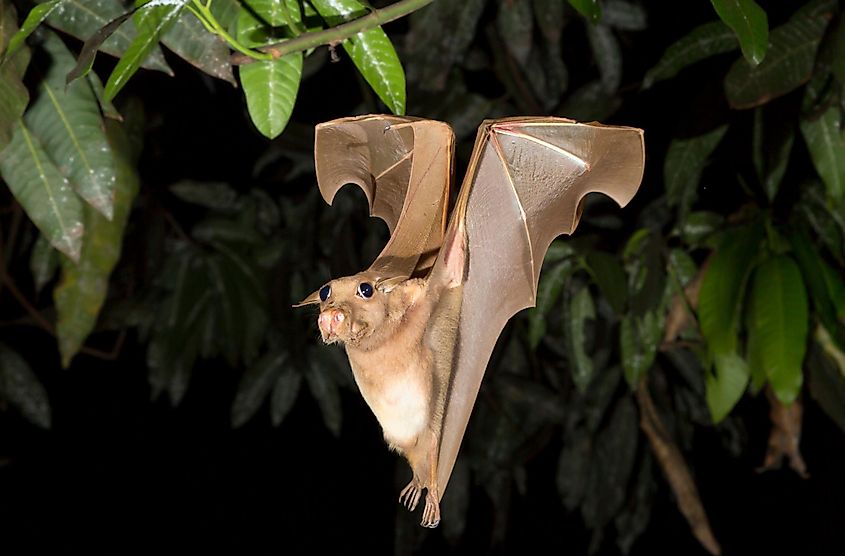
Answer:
[{"xmin": 230, "ymin": 0, "xmax": 435, "ymax": 65}]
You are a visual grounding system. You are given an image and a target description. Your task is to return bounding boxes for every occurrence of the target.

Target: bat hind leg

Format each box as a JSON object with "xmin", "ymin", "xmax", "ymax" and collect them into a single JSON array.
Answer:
[
  {"xmin": 399, "ymin": 477, "xmax": 423, "ymax": 511},
  {"xmin": 420, "ymin": 435, "xmax": 441, "ymax": 528},
  {"xmin": 398, "ymin": 432, "xmax": 441, "ymax": 527}
]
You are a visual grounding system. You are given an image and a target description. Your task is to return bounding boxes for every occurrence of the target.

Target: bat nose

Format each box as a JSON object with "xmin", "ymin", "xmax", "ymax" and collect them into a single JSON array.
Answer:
[{"xmin": 318, "ymin": 308, "xmax": 345, "ymax": 336}]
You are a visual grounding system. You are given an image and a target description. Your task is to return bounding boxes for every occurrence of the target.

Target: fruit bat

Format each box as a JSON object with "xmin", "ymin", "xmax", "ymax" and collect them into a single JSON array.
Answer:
[{"xmin": 296, "ymin": 115, "xmax": 645, "ymax": 527}]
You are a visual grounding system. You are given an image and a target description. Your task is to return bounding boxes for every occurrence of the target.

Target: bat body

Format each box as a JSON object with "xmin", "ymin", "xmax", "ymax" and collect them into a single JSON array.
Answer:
[{"xmin": 296, "ymin": 115, "xmax": 645, "ymax": 527}]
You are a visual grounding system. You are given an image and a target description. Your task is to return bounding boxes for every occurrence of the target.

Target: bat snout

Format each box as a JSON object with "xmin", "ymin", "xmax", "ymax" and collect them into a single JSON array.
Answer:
[{"xmin": 318, "ymin": 308, "xmax": 347, "ymax": 340}]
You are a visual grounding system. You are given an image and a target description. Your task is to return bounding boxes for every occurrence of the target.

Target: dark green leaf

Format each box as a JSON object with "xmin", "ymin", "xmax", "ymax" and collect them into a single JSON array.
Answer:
[
  {"xmin": 242, "ymin": 0, "xmax": 296, "ymax": 27},
  {"xmin": 4, "ymin": 0, "xmax": 61, "ymax": 60},
  {"xmin": 65, "ymin": 10, "xmax": 136, "ymax": 84},
  {"xmin": 270, "ymin": 366, "xmax": 302, "ymax": 426},
  {"xmin": 752, "ymin": 104, "xmax": 795, "ymax": 201},
  {"xmin": 29, "ymin": 234, "xmax": 59, "ymax": 293},
  {"xmin": 643, "ymin": 21, "xmax": 737, "ymax": 88},
  {"xmin": 586, "ymin": 23, "xmax": 621, "ymax": 92},
  {"xmin": 0, "ymin": 3, "xmax": 29, "ymax": 151},
  {"xmin": 724, "ymin": 5, "xmax": 831, "ymax": 109},
  {"xmin": 0, "ymin": 343, "xmax": 51, "ymax": 428},
  {"xmin": 496, "ymin": 0, "xmax": 533, "ymax": 65},
  {"xmin": 104, "ymin": 2, "xmax": 185, "ymax": 102},
  {"xmin": 567, "ymin": 285, "xmax": 596, "ymax": 391},
  {"xmin": 161, "ymin": 10, "xmax": 236, "ymax": 85},
  {"xmin": 568, "ymin": 0, "xmax": 601, "ymax": 23},
  {"xmin": 310, "ymin": 0, "xmax": 405, "ymax": 114},
  {"xmin": 86, "ymin": 72, "xmax": 123, "ymax": 121},
  {"xmin": 620, "ymin": 310, "xmax": 661, "ymax": 387},
  {"xmin": 663, "ymin": 125, "xmax": 728, "ymax": 218},
  {"xmin": 800, "ymin": 80, "xmax": 845, "ymax": 201},
  {"xmin": 0, "ymin": 122, "xmax": 84, "ymax": 261},
  {"xmin": 240, "ymin": 53, "xmax": 303, "ymax": 139},
  {"xmin": 54, "ymin": 120, "xmax": 140, "ymax": 367},
  {"xmin": 808, "ymin": 330, "xmax": 845, "ymax": 433},
  {"xmin": 231, "ymin": 349, "xmax": 286, "ymax": 427},
  {"xmin": 528, "ymin": 258, "xmax": 575, "ymax": 349},
  {"xmin": 27, "ymin": 31, "xmax": 118, "ymax": 219},
  {"xmin": 584, "ymin": 250, "xmax": 627, "ymax": 313},
  {"xmin": 747, "ymin": 256, "xmax": 808, "ymax": 403},
  {"xmin": 706, "ymin": 351, "xmax": 749, "ymax": 422},
  {"xmin": 709, "ymin": 0, "xmax": 768, "ymax": 65},
  {"xmin": 559, "ymin": 79, "xmax": 621, "ymax": 121},
  {"xmin": 790, "ymin": 231, "xmax": 839, "ymax": 332},
  {"xmin": 678, "ymin": 211, "xmax": 724, "ymax": 246},
  {"xmin": 306, "ymin": 355, "xmax": 342, "ymax": 436},
  {"xmin": 40, "ymin": 0, "xmax": 171, "ymax": 73}
]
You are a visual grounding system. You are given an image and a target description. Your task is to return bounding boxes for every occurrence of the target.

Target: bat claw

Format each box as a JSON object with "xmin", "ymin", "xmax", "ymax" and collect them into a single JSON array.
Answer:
[
  {"xmin": 399, "ymin": 480, "xmax": 422, "ymax": 511},
  {"xmin": 420, "ymin": 492, "xmax": 440, "ymax": 528}
]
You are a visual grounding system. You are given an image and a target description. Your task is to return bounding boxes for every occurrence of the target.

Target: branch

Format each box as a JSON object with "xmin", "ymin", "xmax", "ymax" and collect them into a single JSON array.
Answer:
[{"xmin": 230, "ymin": 0, "xmax": 434, "ymax": 66}]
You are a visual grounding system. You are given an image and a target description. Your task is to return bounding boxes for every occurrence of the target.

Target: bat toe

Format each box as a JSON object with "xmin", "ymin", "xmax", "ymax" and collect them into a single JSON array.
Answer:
[
  {"xmin": 420, "ymin": 493, "xmax": 441, "ymax": 528},
  {"xmin": 399, "ymin": 480, "xmax": 422, "ymax": 511}
]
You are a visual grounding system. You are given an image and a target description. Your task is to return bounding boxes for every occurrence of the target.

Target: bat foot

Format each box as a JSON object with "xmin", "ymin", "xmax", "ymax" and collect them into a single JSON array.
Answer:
[
  {"xmin": 399, "ymin": 480, "xmax": 422, "ymax": 511},
  {"xmin": 420, "ymin": 492, "xmax": 440, "ymax": 528}
]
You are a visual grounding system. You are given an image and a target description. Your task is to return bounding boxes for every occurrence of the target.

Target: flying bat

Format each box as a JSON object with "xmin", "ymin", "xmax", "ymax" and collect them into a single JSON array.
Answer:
[{"xmin": 296, "ymin": 115, "xmax": 645, "ymax": 527}]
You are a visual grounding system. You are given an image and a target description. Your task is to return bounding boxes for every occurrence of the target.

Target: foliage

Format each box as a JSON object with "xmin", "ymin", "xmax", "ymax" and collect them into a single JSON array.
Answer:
[{"xmin": 1, "ymin": 0, "xmax": 845, "ymax": 553}]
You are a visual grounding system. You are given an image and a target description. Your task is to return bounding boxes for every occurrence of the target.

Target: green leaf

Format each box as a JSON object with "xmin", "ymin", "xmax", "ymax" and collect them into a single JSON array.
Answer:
[
  {"xmin": 568, "ymin": 0, "xmax": 601, "ymax": 23},
  {"xmin": 528, "ymin": 259, "xmax": 574, "ymax": 349},
  {"xmin": 242, "ymin": 0, "xmax": 299, "ymax": 28},
  {"xmin": 800, "ymin": 83, "xmax": 845, "ymax": 201},
  {"xmin": 822, "ymin": 263, "xmax": 845, "ymax": 320},
  {"xmin": 724, "ymin": 4, "xmax": 831, "ymax": 109},
  {"xmin": 240, "ymin": 53, "xmax": 302, "ymax": 139},
  {"xmin": 567, "ymin": 285, "xmax": 596, "ymax": 392},
  {"xmin": 746, "ymin": 255, "xmax": 808, "ymax": 404},
  {"xmin": 644, "ymin": 21, "xmax": 737, "ymax": 88},
  {"xmin": 0, "ymin": 122, "xmax": 84, "ymax": 261},
  {"xmin": 496, "ymin": 0, "xmax": 533, "ymax": 65},
  {"xmin": 752, "ymin": 104, "xmax": 795, "ymax": 201},
  {"xmin": 66, "ymin": 11, "xmax": 138, "ymax": 85},
  {"xmin": 310, "ymin": 0, "xmax": 405, "ymax": 114},
  {"xmin": 54, "ymin": 120, "xmax": 140, "ymax": 367},
  {"xmin": 663, "ymin": 125, "xmax": 728, "ymax": 218},
  {"xmin": 790, "ymin": 231, "xmax": 839, "ymax": 332},
  {"xmin": 87, "ymin": 72, "xmax": 123, "ymax": 121},
  {"xmin": 231, "ymin": 349, "xmax": 286, "ymax": 427},
  {"xmin": 709, "ymin": 0, "xmax": 768, "ymax": 65},
  {"xmin": 620, "ymin": 311, "xmax": 661, "ymax": 387},
  {"xmin": 0, "ymin": 5, "xmax": 30, "ymax": 152},
  {"xmin": 584, "ymin": 250, "xmax": 627, "ymax": 313},
  {"xmin": 160, "ymin": 10, "xmax": 235, "ymax": 85},
  {"xmin": 678, "ymin": 211, "xmax": 724, "ymax": 246},
  {"xmin": 39, "ymin": 0, "xmax": 171, "ymax": 73},
  {"xmin": 104, "ymin": 2, "xmax": 186, "ymax": 102},
  {"xmin": 271, "ymin": 366, "xmax": 302, "ymax": 426},
  {"xmin": 306, "ymin": 354, "xmax": 342, "ymax": 436},
  {"xmin": 706, "ymin": 351, "xmax": 749, "ymax": 422},
  {"xmin": 26, "ymin": 32, "xmax": 118, "ymax": 219},
  {"xmin": 807, "ymin": 339, "xmax": 845, "ymax": 433},
  {"xmin": 0, "ymin": 343, "xmax": 51, "ymax": 428},
  {"xmin": 29, "ymin": 234, "xmax": 60, "ymax": 293},
  {"xmin": 4, "ymin": 0, "xmax": 61, "ymax": 61},
  {"xmin": 586, "ymin": 23, "xmax": 621, "ymax": 92}
]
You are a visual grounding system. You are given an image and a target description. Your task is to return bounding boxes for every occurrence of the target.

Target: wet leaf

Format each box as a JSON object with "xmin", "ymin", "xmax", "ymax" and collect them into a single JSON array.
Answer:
[
  {"xmin": 0, "ymin": 343, "xmax": 51, "ymax": 428},
  {"xmin": 747, "ymin": 256, "xmax": 808, "ymax": 404},
  {"xmin": 270, "ymin": 366, "xmax": 302, "ymax": 426},
  {"xmin": 54, "ymin": 120, "xmax": 139, "ymax": 367},
  {"xmin": 161, "ymin": 10, "xmax": 235, "ymax": 85},
  {"xmin": 104, "ymin": 2, "xmax": 186, "ymax": 102},
  {"xmin": 709, "ymin": 0, "xmax": 768, "ymax": 65},
  {"xmin": 724, "ymin": 4, "xmax": 832, "ymax": 109},
  {"xmin": 663, "ymin": 125, "xmax": 728, "ymax": 218},
  {"xmin": 26, "ymin": 31, "xmax": 117, "ymax": 219},
  {"xmin": 231, "ymin": 349, "xmax": 287, "ymax": 427},
  {"xmin": 310, "ymin": 0, "xmax": 405, "ymax": 114},
  {"xmin": 0, "ymin": 122, "xmax": 84, "ymax": 261},
  {"xmin": 643, "ymin": 20, "xmax": 737, "ymax": 88},
  {"xmin": 240, "ymin": 53, "xmax": 303, "ymax": 139},
  {"xmin": 65, "ymin": 10, "xmax": 137, "ymax": 84}
]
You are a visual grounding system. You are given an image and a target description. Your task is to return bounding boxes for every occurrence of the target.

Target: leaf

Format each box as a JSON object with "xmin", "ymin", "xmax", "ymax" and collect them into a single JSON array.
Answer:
[
  {"xmin": 310, "ymin": 0, "xmax": 405, "ymax": 114},
  {"xmin": 242, "ymin": 0, "xmax": 298, "ymax": 27},
  {"xmin": 678, "ymin": 211, "xmax": 724, "ymax": 246},
  {"xmin": 40, "ymin": 0, "xmax": 171, "ymax": 73},
  {"xmin": 807, "ymin": 340, "xmax": 845, "ymax": 434},
  {"xmin": 54, "ymin": 120, "xmax": 140, "ymax": 367},
  {"xmin": 0, "ymin": 344, "xmax": 51, "ymax": 428},
  {"xmin": 752, "ymin": 103, "xmax": 795, "ymax": 201},
  {"xmin": 270, "ymin": 366, "xmax": 302, "ymax": 426},
  {"xmin": 746, "ymin": 256, "xmax": 808, "ymax": 404},
  {"xmin": 66, "ymin": 10, "xmax": 137, "ymax": 84},
  {"xmin": 160, "ymin": 10, "xmax": 235, "ymax": 84},
  {"xmin": 29, "ymin": 234, "xmax": 60, "ymax": 293},
  {"xmin": 104, "ymin": 2, "xmax": 186, "ymax": 102},
  {"xmin": 586, "ymin": 23, "xmax": 621, "ymax": 92},
  {"xmin": 404, "ymin": 0, "xmax": 485, "ymax": 91},
  {"xmin": 0, "ymin": 6, "xmax": 30, "ymax": 152},
  {"xmin": 790, "ymin": 231, "xmax": 839, "ymax": 333},
  {"xmin": 663, "ymin": 125, "xmax": 728, "ymax": 218},
  {"xmin": 240, "ymin": 53, "xmax": 303, "ymax": 139},
  {"xmin": 621, "ymin": 311, "xmax": 661, "ymax": 387},
  {"xmin": 0, "ymin": 122, "xmax": 84, "ymax": 261},
  {"xmin": 800, "ymin": 83, "xmax": 845, "ymax": 201},
  {"xmin": 87, "ymin": 72, "xmax": 123, "ymax": 121},
  {"xmin": 643, "ymin": 21, "xmax": 737, "ymax": 88},
  {"xmin": 4, "ymin": 0, "xmax": 61, "ymax": 60},
  {"xmin": 170, "ymin": 180, "xmax": 239, "ymax": 210},
  {"xmin": 567, "ymin": 285, "xmax": 596, "ymax": 391},
  {"xmin": 26, "ymin": 31, "xmax": 118, "ymax": 219},
  {"xmin": 568, "ymin": 0, "xmax": 601, "ymax": 23},
  {"xmin": 231, "ymin": 349, "xmax": 286, "ymax": 427},
  {"xmin": 306, "ymin": 355, "xmax": 342, "ymax": 436},
  {"xmin": 709, "ymin": 0, "xmax": 768, "ymax": 65},
  {"xmin": 706, "ymin": 351, "xmax": 749, "ymax": 422},
  {"xmin": 602, "ymin": 0, "xmax": 647, "ymax": 31},
  {"xmin": 724, "ymin": 5, "xmax": 832, "ymax": 109},
  {"xmin": 584, "ymin": 250, "xmax": 627, "ymax": 313},
  {"xmin": 528, "ymin": 258, "xmax": 574, "ymax": 349},
  {"xmin": 496, "ymin": 0, "xmax": 533, "ymax": 65}
]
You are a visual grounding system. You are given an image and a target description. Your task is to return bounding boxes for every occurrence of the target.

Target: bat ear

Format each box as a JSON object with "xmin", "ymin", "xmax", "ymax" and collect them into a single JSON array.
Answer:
[
  {"xmin": 292, "ymin": 289, "xmax": 322, "ymax": 307},
  {"xmin": 376, "ymin": 275, "xmax": 407, "ymax": 293}
]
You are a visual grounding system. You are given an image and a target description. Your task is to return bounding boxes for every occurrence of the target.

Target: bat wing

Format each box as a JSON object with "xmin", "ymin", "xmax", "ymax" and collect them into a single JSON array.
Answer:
[
  {"xmin": 315, "ymin": 114, "xmax": 454, "ymax": 280},
  {"xmin": 435, "ymin": 117, "xmax": 645, "ymax": 494}
]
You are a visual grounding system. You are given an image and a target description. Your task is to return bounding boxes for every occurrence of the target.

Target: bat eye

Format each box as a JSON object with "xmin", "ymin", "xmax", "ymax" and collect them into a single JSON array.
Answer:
[
  {"xmin": 319, "ymin": 285, "xmax": 331, "ymax": 302},
  {"xmin": 357, "ymin": 282, "xmax": 374, "ymax": 299}
]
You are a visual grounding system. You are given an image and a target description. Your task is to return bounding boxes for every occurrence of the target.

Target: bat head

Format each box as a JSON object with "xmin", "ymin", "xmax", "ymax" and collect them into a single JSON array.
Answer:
[{"xmin": 295, "ymin": 273, "xmax": 416, "ymax": 349}]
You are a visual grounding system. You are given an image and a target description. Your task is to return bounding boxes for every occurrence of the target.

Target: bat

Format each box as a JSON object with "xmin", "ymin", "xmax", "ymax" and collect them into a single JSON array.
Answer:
[{"xmin": 295, "ymin": 115, "xmax": 645, "ymax": 527}]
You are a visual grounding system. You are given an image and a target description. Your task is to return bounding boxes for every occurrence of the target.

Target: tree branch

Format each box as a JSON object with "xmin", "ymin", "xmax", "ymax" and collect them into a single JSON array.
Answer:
[{"xmin": 230, "ymin": 0, "xmax": 434, "ymax": 66}]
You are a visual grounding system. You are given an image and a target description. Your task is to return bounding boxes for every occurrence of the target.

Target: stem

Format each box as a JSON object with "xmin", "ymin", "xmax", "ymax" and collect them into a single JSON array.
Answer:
[
  {"xmin": 189, "ymin": 0, "xmax": 273, "ymax": 61},
  {"xmin": 231, "ymin": 0, "xmax": 435, "ymax": 65}
]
